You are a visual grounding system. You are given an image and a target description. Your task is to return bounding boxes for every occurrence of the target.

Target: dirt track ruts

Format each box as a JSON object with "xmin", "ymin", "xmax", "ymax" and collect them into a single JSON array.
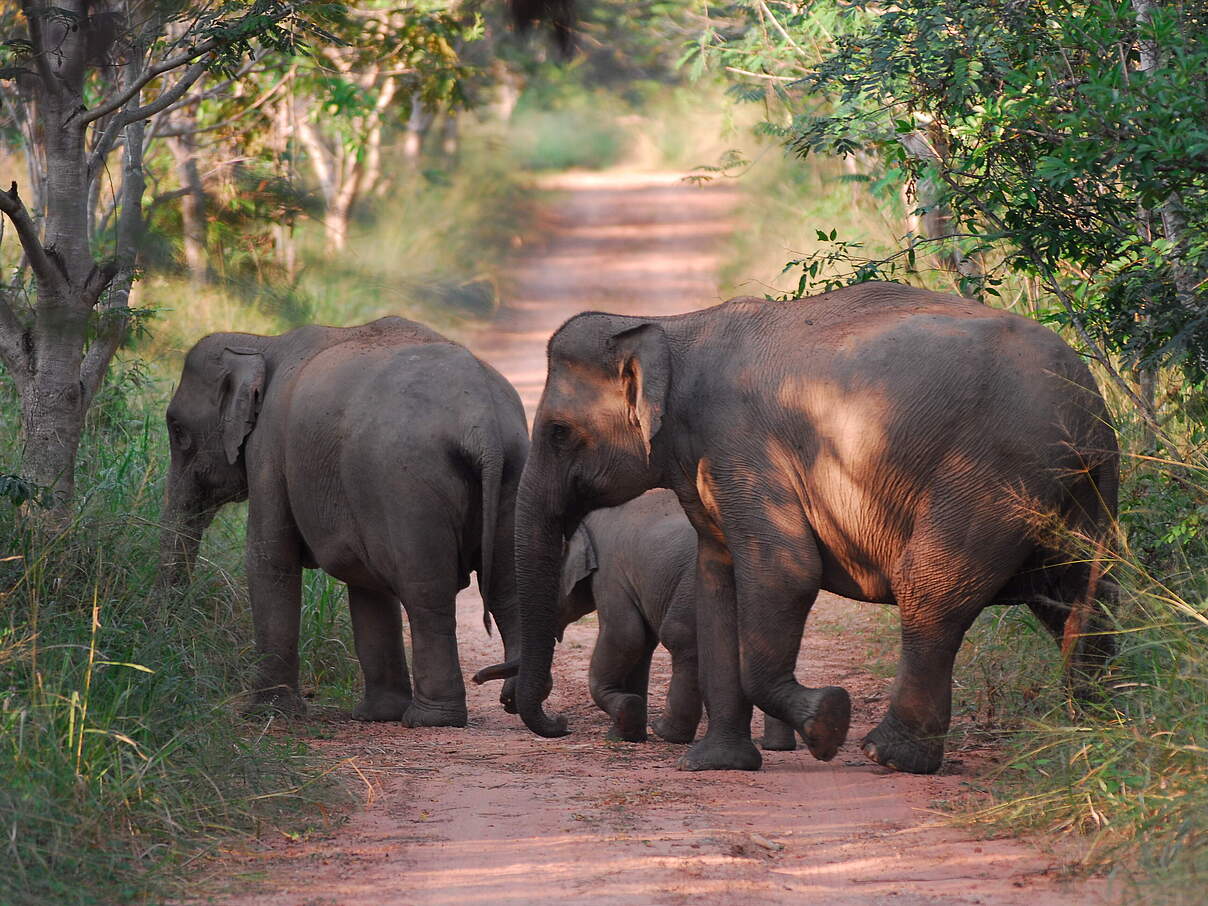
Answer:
[{"xmin": 200, "ymin": 171, "xmax": 1106, "ymax": 906}]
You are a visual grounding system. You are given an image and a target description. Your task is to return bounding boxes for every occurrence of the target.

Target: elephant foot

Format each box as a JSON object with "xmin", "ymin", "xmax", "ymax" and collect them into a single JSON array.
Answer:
[
  {"xmin": 676, "ymin": 734, "xmax": 762, "ymax": 772},
  {"xmin": 862, "ymin": 710, "xmax": 944, "ymax": 774},
  {"xmin": 353, "ymin": 690, "xmax": 412, "ymax": 722},
  {"xmin": 651, "ymin": 715, "xmax": 696, "ymax": 745},
  {"xmin": 402, "ymin": 701, "xmax": 468, "ymax": 728},
  {"xmin": 797, "ymin": 686, "xmax": 851, "ymax": 761},
  {"xmin": 605, "ymin": 694, "xmax": 648, "ymax": 742},
  {"xmin": 760, "ymin": 716, "xmax": 798, "ymax": 751},
  {"xmin": 244, "ymin": 686, "xmax": 307, "ymax": 718}
]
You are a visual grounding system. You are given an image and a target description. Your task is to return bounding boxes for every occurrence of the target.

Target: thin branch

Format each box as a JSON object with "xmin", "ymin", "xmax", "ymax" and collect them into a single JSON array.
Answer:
[
  {"xmin": 724, "ymin": 66, "xmax": 796, "ymax": 81},
  {"xmin": 0, "ymin": 182, "xmax": 61, "ymax": 289},
  {"xmin": 116, "ymin": 58, "xmax": 209, "ymax": 127},
  {"xmin": 79, "ymin": 37, "xmax": 221, "ymax": 125},
  {"xmin": 87, "ymin": 59, "xmax": 209, "ymax": 174},
  {"xmin": 757, "ymin": 0, "xmax": 805, "ymax": 56}
]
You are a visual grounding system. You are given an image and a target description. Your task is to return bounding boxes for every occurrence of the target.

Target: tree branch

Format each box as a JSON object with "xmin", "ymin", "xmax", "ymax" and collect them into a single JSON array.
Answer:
[
  {"xmin": 87, "ymin": 60, "xmax": 209, "ymax": 175},
  {"xmin": 0, "ymin": 182, "xmax": 62, "ymax": 290},
  {"xmin": 79, "ymin": 37, "xmax": 220, "ymax": 125},
  {"xmin": 82, "ymin": 113, "xmax": 144, "ymax": 405}
]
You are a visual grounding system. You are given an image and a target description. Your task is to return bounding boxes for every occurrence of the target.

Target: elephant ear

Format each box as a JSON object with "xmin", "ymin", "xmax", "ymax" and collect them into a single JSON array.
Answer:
[
  {"xmin": 218, "ymin": 347, "xmax": 266, "ymax": 465},
  {"xmin": 610, "ymin": 322, "xmax": 670, "ymax": 458},
  {"xmin": 560, "ymin": 522, "xmax": 599, "ymax": 600}
]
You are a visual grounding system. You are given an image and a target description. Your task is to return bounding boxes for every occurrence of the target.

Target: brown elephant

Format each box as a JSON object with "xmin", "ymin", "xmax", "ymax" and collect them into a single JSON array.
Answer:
[
  {"xmin": 508, "ymin": 283, "xmax": 1118, "ymax": 774},
  {"xmin": 159, "ymin": 317, "xmax": 529, "ymax": 727}
]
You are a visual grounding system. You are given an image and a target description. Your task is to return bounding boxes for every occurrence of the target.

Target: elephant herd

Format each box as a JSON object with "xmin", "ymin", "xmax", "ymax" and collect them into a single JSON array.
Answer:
[{"xmin": 159, "ymin": 282, "xmax": 1118, "ymax": 776}]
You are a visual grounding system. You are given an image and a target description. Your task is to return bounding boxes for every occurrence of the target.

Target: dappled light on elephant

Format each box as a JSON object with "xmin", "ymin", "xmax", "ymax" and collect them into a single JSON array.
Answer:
[{"xmin": 510, "ymin": 282, "xmax": 1118, "ymax": 775}]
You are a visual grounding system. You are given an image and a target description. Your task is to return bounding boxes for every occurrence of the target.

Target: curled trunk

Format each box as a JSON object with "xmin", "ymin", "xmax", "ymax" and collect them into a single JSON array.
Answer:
[{"xmin": 513, "ymin": 474, "xmax": 571, "ymax": 737}]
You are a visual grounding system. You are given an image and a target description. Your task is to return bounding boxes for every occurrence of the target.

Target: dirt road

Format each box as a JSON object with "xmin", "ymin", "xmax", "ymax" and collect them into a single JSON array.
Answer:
[{"xmin": 206, "ymin": 172, "xmax": 1102, "ymax": 905}]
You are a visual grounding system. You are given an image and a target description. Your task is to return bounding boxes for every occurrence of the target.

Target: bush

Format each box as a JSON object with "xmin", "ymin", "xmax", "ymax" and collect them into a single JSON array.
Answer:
[{"xmin": 954, "ymin": 449, "xmax": 1208, "ymax": 903}]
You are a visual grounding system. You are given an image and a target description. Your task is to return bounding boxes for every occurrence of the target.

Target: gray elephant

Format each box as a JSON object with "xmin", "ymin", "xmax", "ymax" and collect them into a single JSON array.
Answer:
[
  {"xmin": 476, "ymin": 489, "xmax": 798, "ymax": 749},
  {"xmin": 159, "ymin": 317, "xmax": 529, "ymax": 727},
  {"xmin": 507, "ymin": 283, "xmax": 1118, "ymax": 774}
]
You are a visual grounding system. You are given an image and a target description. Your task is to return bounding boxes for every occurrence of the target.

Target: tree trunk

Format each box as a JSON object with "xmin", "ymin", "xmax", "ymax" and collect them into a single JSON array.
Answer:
[
  {"xmin": 166, "ymin": 131, "xmax": 209, "ymax": 286},
  {"xmin": 1132, "ymin": 0, "xmax": 1205, "ymax": 311},
  {"xmin": 402, "ymin": 90, "xmax": 433, "ymax": 164},
  {"xmin": 440, "ymin": 111, "xmax": 460, "ymax": 160},
  {"xmin": 19, "ymin": 68, "xmax": 94, "ymax": 511}
]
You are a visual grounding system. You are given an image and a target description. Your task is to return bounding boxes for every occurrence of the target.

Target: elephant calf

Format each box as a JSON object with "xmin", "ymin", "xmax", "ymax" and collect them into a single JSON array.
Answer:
[
  {"xmin": 160, "ymin": 317, "xmax": 528, "ymax": 727},
  {"xmin": 476, "ymin": 489, "xmax": 798, "ymax": 749}
]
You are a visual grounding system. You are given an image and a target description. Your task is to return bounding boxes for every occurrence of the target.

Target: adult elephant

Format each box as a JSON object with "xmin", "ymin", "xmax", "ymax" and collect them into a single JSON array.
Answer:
[
  {"xmin": 159, "ymin": 317, "xmax": 529, "ymax": 727},
  {"xmin": 511, "ymin": 283, "xmax": 1118, "ymax": 774}
]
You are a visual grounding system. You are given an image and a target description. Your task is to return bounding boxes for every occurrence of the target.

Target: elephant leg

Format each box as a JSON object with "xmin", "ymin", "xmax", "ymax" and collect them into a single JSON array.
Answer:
[
  {"xmin": 862, "ymin": 617, "xmax": 975, "ymax": 774},
  {"xmin": 761, "ymin": 715, "xmax": 798, "ymax": 751},
  {"xmin": 677, "ymin": 534, "xmax": 762, "ymax": 772},
  {"xmin": 349, "ymin": 585, "xmax": 412, "ymax": 721},
  {"xmin": 590, "ymin": 599, "xmax": 656, "ymax": 742},
  {"xmin": 865, "ymin": 518, "xmax": 1022, "ymax": 774},
  {"xmin": 245, "ymin": 499, "xmax": 307, "ymax": 716},
  {"xmin": 721, "ymin": 497, "xmax": 849, "ymax": 763},
  {"xmin": 652, "ymin": 588, "xmax": 702, "ymax": 744},
  {"xmin": 399, "ymin": 578, "xmax": 468, "ymax": 728}
]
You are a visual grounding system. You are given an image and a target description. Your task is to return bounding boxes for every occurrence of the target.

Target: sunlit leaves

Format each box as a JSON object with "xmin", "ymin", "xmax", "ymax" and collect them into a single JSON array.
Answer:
[{"xmin": 700, "ymin": 0, "xmax": 1208, "ymax": 380}]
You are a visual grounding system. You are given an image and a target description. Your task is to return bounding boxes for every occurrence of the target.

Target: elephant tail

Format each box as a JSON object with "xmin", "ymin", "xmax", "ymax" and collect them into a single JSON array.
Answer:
[{"xmin": 472, "ymin": 419, "xmax": 505, "ymax": 637}]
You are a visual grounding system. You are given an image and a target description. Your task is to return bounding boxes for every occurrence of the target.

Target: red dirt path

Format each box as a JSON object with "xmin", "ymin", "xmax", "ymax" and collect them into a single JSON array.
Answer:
[{"xmin": 199, "ymin": 172, "xmax": 1106, "ymax": 906}]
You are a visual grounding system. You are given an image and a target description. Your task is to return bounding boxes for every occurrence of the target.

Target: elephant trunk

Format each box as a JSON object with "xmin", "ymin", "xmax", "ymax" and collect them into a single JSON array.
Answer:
[
  {"xmin": 513, "ymin": 467, "xmax": 571, "ymax": 738},
  {"xmin": 157, "ymin": 474, "xmax": 216, "ymax": 586}
]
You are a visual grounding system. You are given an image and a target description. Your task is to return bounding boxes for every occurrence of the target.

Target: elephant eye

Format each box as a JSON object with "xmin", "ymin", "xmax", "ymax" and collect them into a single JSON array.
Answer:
[
  {"xmin": 170, "ymin": 421, "xmax": 192, "ymax": 451},
  {"xmin": 547, "ymin": 421, "xmax": 574, "ymax": 449}
]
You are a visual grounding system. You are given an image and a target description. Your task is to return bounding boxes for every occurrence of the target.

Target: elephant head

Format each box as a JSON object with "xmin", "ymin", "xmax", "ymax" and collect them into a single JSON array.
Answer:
[
  {"xmin": 159, "ymin": 335, "xmax": 268, "ymax": 584},
  {"xmin": 514, "ymin": 313, "xmax": 670, "ymax": 737}
]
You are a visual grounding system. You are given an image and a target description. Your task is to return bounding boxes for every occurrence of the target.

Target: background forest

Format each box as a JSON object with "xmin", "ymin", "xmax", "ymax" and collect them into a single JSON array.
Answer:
[{"xmin": 0, "ymin": 1, "xmax": 1204, "ymax": 903}]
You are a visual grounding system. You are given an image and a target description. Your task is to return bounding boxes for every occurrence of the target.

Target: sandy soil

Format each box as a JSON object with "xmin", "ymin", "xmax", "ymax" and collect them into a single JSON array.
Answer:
[{"xmin": 198, "ymin": 172, "xmax": 1105, "ymax": 906}]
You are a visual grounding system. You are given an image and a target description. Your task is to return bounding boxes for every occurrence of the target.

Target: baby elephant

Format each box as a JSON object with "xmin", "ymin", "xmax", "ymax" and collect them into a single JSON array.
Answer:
[
  {"xmin": 480, "ymin": 490, "xmax": 796, "ymax": 748},
  {"xmin": 159, "ymin": 317, "xmax": 528, "ymax": 727}
]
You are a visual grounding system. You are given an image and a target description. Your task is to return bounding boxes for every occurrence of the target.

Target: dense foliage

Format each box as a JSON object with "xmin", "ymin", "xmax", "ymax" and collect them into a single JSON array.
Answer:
[{"xmin": 696, "ymin": 0, "xmax": 1208, "ymax": 417}]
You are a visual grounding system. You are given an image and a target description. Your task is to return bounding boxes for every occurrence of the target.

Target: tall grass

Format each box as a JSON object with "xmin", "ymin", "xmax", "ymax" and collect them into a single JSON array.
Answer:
[
  {"xmin": 948, "ymin": 449, "xmax": 1208, "ymax": 903},
  {"xmin": 0, "ymin": 377, "xmax": 356, "ymax": 905}
]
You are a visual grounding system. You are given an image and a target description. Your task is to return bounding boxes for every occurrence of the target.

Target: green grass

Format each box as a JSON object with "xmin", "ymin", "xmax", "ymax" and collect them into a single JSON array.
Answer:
[
  {"xmin": 0, "ymin": 383, "xmax": 359, "ymax": 905},
  {"xmin": 948, "ymin": 458, "xmax": 1208, "ymax": 902}
]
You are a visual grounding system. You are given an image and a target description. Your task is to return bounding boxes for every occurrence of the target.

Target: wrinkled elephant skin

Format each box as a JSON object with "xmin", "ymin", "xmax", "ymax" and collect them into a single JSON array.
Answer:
[{"xmin": 511, "ymin": 283, "xmax": 1118, "ymax": 774}]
